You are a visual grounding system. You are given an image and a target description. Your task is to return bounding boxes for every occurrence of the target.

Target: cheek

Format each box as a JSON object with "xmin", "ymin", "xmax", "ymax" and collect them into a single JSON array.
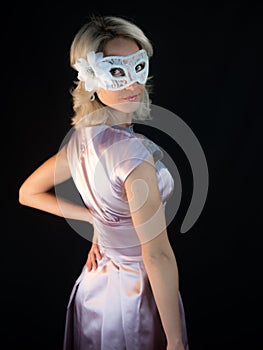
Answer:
[{"xmin": 97, "ymin": 89, "xmax": 118, "ymax": 105}]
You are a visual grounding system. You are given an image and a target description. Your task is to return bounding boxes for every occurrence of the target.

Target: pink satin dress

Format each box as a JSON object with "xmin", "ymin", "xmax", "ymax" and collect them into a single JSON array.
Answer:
[{"xmin": 63, "ymin": 124, "xmax": 189, "ymax": 350}]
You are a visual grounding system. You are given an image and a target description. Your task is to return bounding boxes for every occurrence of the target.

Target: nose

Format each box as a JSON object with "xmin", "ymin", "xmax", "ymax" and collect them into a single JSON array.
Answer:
[{"xmin": 125, "ymin": 82, "xmax": 139, "ymax": 90}]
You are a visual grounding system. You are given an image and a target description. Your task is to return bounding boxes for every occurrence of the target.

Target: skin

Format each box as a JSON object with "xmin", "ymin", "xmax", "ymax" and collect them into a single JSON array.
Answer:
[
  {"xmin": 19, "ymin": 37, "xmax": 185, "ymax": 350},
  {"xmin": 96, "ymin": 36, "xmax": 146, "ymax": 120}
]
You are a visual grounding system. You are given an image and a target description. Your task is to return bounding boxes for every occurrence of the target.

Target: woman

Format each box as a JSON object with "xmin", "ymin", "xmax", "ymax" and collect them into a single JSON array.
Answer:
[{"xmin": 19, "ymin": 15, "xmax": 189, "ymax": 350}]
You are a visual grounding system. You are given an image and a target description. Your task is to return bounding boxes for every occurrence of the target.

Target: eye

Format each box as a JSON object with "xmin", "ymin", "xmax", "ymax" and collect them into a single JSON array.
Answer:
[
  {"xmin": 135, "ymin": 62, "xmax": 146, "ymax": 73},
  {"xmin": 110, "ymin": 67, "xmax": 125, "ymax": 77}
]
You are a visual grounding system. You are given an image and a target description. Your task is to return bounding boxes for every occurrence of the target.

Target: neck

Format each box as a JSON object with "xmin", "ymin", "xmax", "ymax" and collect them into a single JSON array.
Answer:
[{"xmin": 108, "ymin": 107, "xmax": 132, "ymax": 127}]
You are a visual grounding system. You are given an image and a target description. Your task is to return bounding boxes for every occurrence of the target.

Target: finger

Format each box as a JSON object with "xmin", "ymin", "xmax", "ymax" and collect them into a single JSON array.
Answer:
[
  {"xmin": 90, "ymin": 253, "xmax": 98, "ymax": 270},
  {"xmin": 86, "ymin": 256, "xmax": 92, "ymax": 271},
  {"xmin": 95, "ymin": 248, "xmax": 102, "ymax": 260},
  {"xmin": 87, "ymin": 252, "xmax": 96, "ymax": 270}
]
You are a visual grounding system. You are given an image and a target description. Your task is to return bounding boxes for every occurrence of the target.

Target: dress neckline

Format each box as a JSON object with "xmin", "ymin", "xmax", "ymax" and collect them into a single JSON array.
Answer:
[{"xmin": 111, "ymin": 124, "xmax": 134, "ymax": 134}]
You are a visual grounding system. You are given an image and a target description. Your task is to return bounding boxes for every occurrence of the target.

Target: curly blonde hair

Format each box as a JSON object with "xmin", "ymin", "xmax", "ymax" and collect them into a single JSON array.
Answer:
[{"xmin": 69, "ymin": 15, "xmax": 154, "ymax": 128}]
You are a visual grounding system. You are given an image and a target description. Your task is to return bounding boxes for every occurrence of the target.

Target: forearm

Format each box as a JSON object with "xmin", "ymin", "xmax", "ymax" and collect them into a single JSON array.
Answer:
[
  {"xmin": 19, "ymin": 191, "xmax": 93, "ymax": 224},
  {"xmin": 143, "ymin": 249, "xmax": 183, "ymax": 344}
]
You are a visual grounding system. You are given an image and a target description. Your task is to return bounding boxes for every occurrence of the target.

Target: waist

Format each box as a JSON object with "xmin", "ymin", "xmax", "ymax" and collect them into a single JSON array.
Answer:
[
  {"xmin": 100, "ymin": 246, "xmax": 143, "ymax": 263},
  {"xmin": 93, "ymin": 217, "xmax": 141, "ymax": 251}
]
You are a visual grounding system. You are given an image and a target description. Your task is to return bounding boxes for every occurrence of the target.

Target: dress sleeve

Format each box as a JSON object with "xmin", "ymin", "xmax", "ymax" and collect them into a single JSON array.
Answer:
[
  {"xmin": 66, "ymin": 126, "xmax": 152, "ymax": 188},
  {"xmin": 112, "ymin": 135, "xmax": 152, "ymax": 184}
]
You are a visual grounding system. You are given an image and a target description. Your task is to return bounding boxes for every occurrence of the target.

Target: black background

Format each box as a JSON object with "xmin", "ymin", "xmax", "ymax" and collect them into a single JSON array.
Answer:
[{"xmin": 3, "ymin": 2, "xmax": 263, "ymax": 349}]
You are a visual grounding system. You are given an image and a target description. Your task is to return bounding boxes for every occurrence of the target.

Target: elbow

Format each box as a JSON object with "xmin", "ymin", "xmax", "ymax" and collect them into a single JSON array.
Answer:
[
  {"xmin": 18, "ymin": 185, "xmax": 30, "ymax": 206},
  {"xmin": 18, "ymin": 186, "xmax": 26, "ymax": 205},
  {"xmin": 142, "ymin": 249, "xmax": 175, "ymax": 266}
]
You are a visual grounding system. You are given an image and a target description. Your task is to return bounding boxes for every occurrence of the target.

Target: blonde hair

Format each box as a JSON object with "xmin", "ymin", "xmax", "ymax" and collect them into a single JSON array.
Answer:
[{"xmin": 69, "ymin": 15, "xmax": 154, "ymax": 128}]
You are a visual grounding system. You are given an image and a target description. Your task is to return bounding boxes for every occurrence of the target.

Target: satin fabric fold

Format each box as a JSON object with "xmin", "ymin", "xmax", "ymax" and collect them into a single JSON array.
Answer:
[
  {"xmin": 63, "ymin": 249, "xmax": 188, "ymax": 350},
  {"xmin": 64, "ymin": 125, "xmax": 189, "ymax": 349}
]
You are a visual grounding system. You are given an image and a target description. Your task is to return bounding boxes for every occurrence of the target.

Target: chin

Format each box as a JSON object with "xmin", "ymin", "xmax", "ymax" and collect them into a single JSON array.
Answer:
[{"xmin": 112, "ymin": 101, "xmax": 141, "ymax": 114}]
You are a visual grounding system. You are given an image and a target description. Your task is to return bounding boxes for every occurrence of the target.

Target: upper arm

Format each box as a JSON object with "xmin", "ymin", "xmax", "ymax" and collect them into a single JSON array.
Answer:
[
  {"xmin": 124, "ymin": 156, "xmax": 172, "ymax": 258},
  {"xmin": 19, "ymin": 145, "xmax": 71, "ymax": 197}
]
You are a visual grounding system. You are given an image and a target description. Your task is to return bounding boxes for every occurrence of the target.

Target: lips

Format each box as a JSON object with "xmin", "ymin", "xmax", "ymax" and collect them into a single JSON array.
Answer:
[{"xmin": 123, "ymin": 94, "xmax": 139, "ymax": 102}]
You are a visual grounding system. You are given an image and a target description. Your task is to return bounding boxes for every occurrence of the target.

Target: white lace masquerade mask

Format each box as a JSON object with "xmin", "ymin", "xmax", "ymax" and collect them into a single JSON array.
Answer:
[{"xmin": 73, "ymin": 49, "xmax": 149, "ymax": 91}]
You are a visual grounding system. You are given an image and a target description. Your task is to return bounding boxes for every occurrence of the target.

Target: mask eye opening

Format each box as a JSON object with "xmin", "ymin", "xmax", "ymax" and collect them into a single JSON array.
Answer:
[
  {"xmin": 135, "ymin": 61, "xmax": 146, "ymax": 73},
  {"xmin": 109, "ymin": 67, "xmax": 126, "ymax": 77}
]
